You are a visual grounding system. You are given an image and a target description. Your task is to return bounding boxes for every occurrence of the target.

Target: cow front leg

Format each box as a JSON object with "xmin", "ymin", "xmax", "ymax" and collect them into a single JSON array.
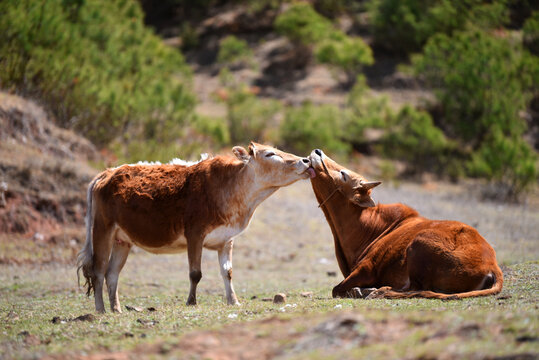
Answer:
[
  {"xmin": 332, "ymin": 262, "xmax": 375, "ymax": 298},
  {"xmin": 186, "ymin": 235, "xmax": 203, "ymax": 306},
  {"xmin": 218, "ymin": 239, "xmax": 240, "ymax": 305}
]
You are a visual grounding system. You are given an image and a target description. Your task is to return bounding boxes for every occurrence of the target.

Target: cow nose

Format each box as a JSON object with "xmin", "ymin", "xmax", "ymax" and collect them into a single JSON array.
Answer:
[
  {"xmin": 301, "ymin": 158, "xmax": 310, "ymax": 164},
  {"xmin": 314, "ymin": 149, "xmax": 322, "ymax": 156}
]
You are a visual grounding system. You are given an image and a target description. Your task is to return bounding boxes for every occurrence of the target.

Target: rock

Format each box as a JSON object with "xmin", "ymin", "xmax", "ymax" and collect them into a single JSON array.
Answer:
[
  {"xmin": 326, "ymin": 271, "xmax": 337, "ymax": 277},
  {"xmin": 0, "ymin": 181, "xmax": 7, "ymax": 208},
  {"xmin": 137, "ymin": 318, "xmax": 159, "ymax": 326},
  {"xmin": 273, "ymin": 293, "xmax": 287, "ymax": 304},
  {"xmin": 300, "ymin": 292, "xmax": 313, "ymax": 298},
  {"xmin": 73, "ymin": 314, "xmax": 95, "ymax": 322},
  {"xmin": 125, "ymin": 305, "xmax": 143, "ymax": 312}
]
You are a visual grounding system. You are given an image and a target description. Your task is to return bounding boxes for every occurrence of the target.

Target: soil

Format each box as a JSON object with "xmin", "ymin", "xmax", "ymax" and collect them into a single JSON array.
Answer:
[{"xmin": 0, "ymin": 92, "xmax": 100, "ymax": 246}]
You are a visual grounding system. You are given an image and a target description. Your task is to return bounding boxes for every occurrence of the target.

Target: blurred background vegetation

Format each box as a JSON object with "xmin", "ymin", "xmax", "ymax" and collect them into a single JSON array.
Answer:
[{"xmin": 0, "ymin": 0, "xmax": 538, "ymax": 199}]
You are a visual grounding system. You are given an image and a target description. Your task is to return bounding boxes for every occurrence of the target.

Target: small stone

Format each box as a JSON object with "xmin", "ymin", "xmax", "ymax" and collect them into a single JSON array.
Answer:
[
  {"xmin": 300, "ymin": 292, "xmax": 313, "ymax": 298},
  {"xmin": 273, "ymin": 293, "xmax": 287, "ymax": 304},
  {"xmin": 137, "ymin": 318, "xmax": 159, "ymax": 326},
  {"xmin": 147, "ymin": 307, "xmax": 157, "ymax": 312},
  {"xmin": 326, "ymin": 271, "xmax": 337, "ymax": 277},
  {"xmin": 72, "ymin": 314, "xmax": 95, "ymax": 322},
  {"xmin": 125, "ymin": 305, "xmax": 143, "ymax": 312}
]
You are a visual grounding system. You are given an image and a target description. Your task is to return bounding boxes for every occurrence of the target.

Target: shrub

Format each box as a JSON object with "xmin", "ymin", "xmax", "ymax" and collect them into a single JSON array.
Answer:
[
  {"xmin": 315, "ymin": 33, "xmax": 373, "ymax": 84},
  {"xmin": 469, "ymin": 130, "xmax": 537, "ymax": 197},
  {"xmin": 280, "ymin": 103, "xmax": 349, "ymax": 156},
  {"xmin": 413, "ymin": 29, "xmax": 538, "ymax": 194},
  {"xmin": 342, "ymin": 75, "xmax": 391, "ymax": 143},
  {"xmin": 0, "ymin": 0, "xmax": 195, "ymax": 147},
  {"xmin": 218, "ymin": 69, "xmax": 281, "ymax": 144},
  {"xmin": 380, "ymin": 106, "xmax": 455, "ymax": 175},
  {"xmin": 217, "ymin": 35, "xmax": 253, "ymax": 66},
  {"xmin": 523, "ymin": 10, "xmax": 539, "ymax": 55},
  {"xmin": 274, "ymin": 3, "xmax": 333, "ymax": 44},
  {"xmin": 275, "ymin": 3, "xmax": 372, "ymax": 83},
  {"xmin": 368, "ymin": 0, "xmax": 509, "ymax": 53}
]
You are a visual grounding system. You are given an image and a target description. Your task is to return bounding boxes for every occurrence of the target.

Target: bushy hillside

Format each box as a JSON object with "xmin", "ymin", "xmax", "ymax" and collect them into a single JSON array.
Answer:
[{"xmin": 0, "ymin": 0, "xmax": 538, "ymax": 198}]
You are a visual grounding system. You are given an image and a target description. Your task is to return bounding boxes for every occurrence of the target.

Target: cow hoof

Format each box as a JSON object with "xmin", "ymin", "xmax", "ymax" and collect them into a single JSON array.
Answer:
[
  {"xmin": 359, "ymin": 288, "xmax": 377, "ymax": 298},
  {"xmin": 365, "ymin": 286, "xmax": 391, "ymax": 299},
  {"xmin": 348, "ymin": 288, "xmax": 362, "ymax": 298},
  {"xmin": 186, "ymin": 298, "xmax": 197, "ymax": 306}
]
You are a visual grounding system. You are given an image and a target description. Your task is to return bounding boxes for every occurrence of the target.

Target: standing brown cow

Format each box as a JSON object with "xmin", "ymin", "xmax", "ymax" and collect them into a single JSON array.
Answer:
[
  {"xmin": 308, "ymin": 149, "xmax": 503, "ymax": 300},
  {"xmin": 77, "ymin": 142, "xmax": 315, "ymax": 313}
]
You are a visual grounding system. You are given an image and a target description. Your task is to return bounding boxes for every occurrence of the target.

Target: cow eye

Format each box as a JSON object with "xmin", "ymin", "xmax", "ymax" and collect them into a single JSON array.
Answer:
[
  {"xmin": 340, "ymin": 170, "xmax": 348, "ymax": 181},
  {"xmin": 265, "ymin": 152, "xmax": 276, "ymax": 158}
]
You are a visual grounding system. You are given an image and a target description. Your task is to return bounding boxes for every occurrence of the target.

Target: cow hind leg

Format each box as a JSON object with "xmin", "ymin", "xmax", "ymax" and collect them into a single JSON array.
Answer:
[
  {"xmin": 186, "ymin": 236, "xmax": 203, "ymax": 306},
  {"xmin": 91, "ymin": 220, "xmax": 114, "ymax": 313},
  {"xmin": 218, "ymin": 240, "xmax": 240, "ymax": 305},
  {"xmin": 105, "ymin": 238, "xmax": 130, "ymax": 313}
]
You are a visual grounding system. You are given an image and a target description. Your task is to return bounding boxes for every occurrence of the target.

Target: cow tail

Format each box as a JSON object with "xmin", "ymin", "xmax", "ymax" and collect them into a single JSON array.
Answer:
[
  {"xmin": 76, "ymin": 175, "xmax": 101, "ymax": 297},
  {"xmin": 369, "ymin": 266, "xmax": 504, "ymax": 300}
]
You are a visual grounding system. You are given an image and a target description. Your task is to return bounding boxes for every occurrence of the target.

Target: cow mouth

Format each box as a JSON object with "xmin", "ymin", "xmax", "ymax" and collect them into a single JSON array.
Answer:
[
  {"xmin": 308, "ymin": 151, "xmax": 323, "ymax": 171},
  {"xmin": 307, "ymin": 167, "xmax": 316, "ymax": 178}
]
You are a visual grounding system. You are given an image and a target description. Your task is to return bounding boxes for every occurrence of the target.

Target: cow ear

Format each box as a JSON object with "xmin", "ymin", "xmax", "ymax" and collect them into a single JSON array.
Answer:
[
  {"xmin": 351, "ymin": 193, "xmax": 376, "ymax": 208},
  {"xmin": 248, "ymin": 142, "xmax": 257, "ymax": 158},
  {"xmin": 232, "ymin": 146, "xmax": 250, "ymax": 162}
]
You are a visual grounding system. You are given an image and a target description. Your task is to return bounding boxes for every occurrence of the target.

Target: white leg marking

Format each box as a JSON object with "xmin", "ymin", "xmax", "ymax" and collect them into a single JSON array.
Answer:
[{"xmin": 218, "ymin": 240, "xmax": 240, "ymax": 305}]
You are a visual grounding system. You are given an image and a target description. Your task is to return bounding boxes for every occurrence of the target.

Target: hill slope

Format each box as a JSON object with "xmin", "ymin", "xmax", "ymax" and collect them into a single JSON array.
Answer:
[{"xmin": 0, "ymin": 92, "xmax": 99, "ymax": 262}]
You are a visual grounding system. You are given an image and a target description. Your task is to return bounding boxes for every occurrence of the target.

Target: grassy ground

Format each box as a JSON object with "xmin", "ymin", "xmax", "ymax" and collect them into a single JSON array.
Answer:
[{"xmin": 1, "ymin": 181, "xmax": 538, "ymax": 359}]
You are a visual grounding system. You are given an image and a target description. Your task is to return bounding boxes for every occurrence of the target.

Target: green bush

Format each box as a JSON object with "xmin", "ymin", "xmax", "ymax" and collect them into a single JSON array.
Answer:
[
  {"xmin": 218, "ymin": 69, "xmax": 281, "ymax": 144},
  {"xmin": 217, "ymin": 35, "xmax": 253, "ymax": 66},
  {"xmin": 368, "ymin": 0, "xmax": 509, "ymax": 53},
  {"xmin": 469, "ymin": 130, "xmax": 538, "ymax": 196},
  {"xmin": 523, "ymin": 11, "xmax": 539, "ymax": 55},
  {"xmin": 275, "ymin": 3, "xmax": 333, "ymax": 44},
  {"xmin": 315, "ymin": 33, "xmax": 373, "ymax": 84},
  {"xmin": 342, "ymin": 75, "xmax": 391, "ymax": 142},
  {"xmin": 413, "ymin": 29, "xmax": 538, "ymax": 194},
  {"xmin": 280, "ymin": 103, "xmax": 349, "ymax": 156},
  {"xmin": 275, "ymin": 3, "xmax": 372, "ymax": 83},
  {"xmin": 0, "ymin": 0, "xmax": 195, "ymax": 147},
  {"xmin": 380, "ymin": 106, "xmax": 455, "ymax": 174}
]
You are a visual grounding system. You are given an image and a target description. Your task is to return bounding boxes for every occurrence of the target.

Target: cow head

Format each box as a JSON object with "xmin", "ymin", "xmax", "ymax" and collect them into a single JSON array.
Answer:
[
  {"xmin": 232, "ymin": 142, "xmax": 314, "ymax": 187},
  {"xmin": 308, "ymin": 149, "xmax": 381, "ymax": 208}
]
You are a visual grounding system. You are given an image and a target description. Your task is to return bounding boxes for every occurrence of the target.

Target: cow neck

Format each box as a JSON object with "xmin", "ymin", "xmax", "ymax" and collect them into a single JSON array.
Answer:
[
  {"xmin": 241, "ymin": 165, "xmax": 280, "ymax": 208},
  {"xmin": 320, "ymin": 193, "xmax": 392, "ymax": 260},
  {"xmin": 222, "ymin": 163, "xmax": 279, "ymax": 220}
]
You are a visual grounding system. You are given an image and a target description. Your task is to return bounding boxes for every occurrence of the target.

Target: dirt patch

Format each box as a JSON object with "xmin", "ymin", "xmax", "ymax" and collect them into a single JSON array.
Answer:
[
  {"xmin": 0, "ymin": 92, "xmax": 99, "ymax": 244},
  {"xmin": 80, "ymin": 310, "xmax": 535, "ymax": 360}
]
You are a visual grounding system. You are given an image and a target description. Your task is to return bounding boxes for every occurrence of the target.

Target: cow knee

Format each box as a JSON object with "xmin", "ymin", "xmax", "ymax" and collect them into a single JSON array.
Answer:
[{"xmin": 190, "ymin": 270, "xmax": 202, "ymax": 284}]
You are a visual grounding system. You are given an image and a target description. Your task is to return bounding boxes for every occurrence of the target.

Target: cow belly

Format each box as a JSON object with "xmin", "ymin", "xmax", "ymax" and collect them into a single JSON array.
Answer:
[
  {"xmin": 116, "ymin": 225, "xmax": 188, "ymax": 254},
  {"xmin": 203, "ymin": 225, "xmax": 243, "ymax": 250}
]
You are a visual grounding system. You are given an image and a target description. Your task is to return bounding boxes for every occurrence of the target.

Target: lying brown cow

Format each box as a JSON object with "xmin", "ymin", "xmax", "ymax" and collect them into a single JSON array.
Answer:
[
  {"xmin": 77, "ymin": 142, "xmax": 315, "ymax": 312},
  {"xmin": 308, "ymin": 149, "xmax": 503, "ymax": 300}
]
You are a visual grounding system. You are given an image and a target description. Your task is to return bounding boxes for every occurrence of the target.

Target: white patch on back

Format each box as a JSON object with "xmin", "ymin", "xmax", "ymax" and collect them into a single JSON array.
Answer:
[
  {"xmin": 169, "ymin": 153, "xmax": 209, "ymax": 166},
  {"xmin": 114, "ymin": 153, "xmax": 210, "ymax": 169}
]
